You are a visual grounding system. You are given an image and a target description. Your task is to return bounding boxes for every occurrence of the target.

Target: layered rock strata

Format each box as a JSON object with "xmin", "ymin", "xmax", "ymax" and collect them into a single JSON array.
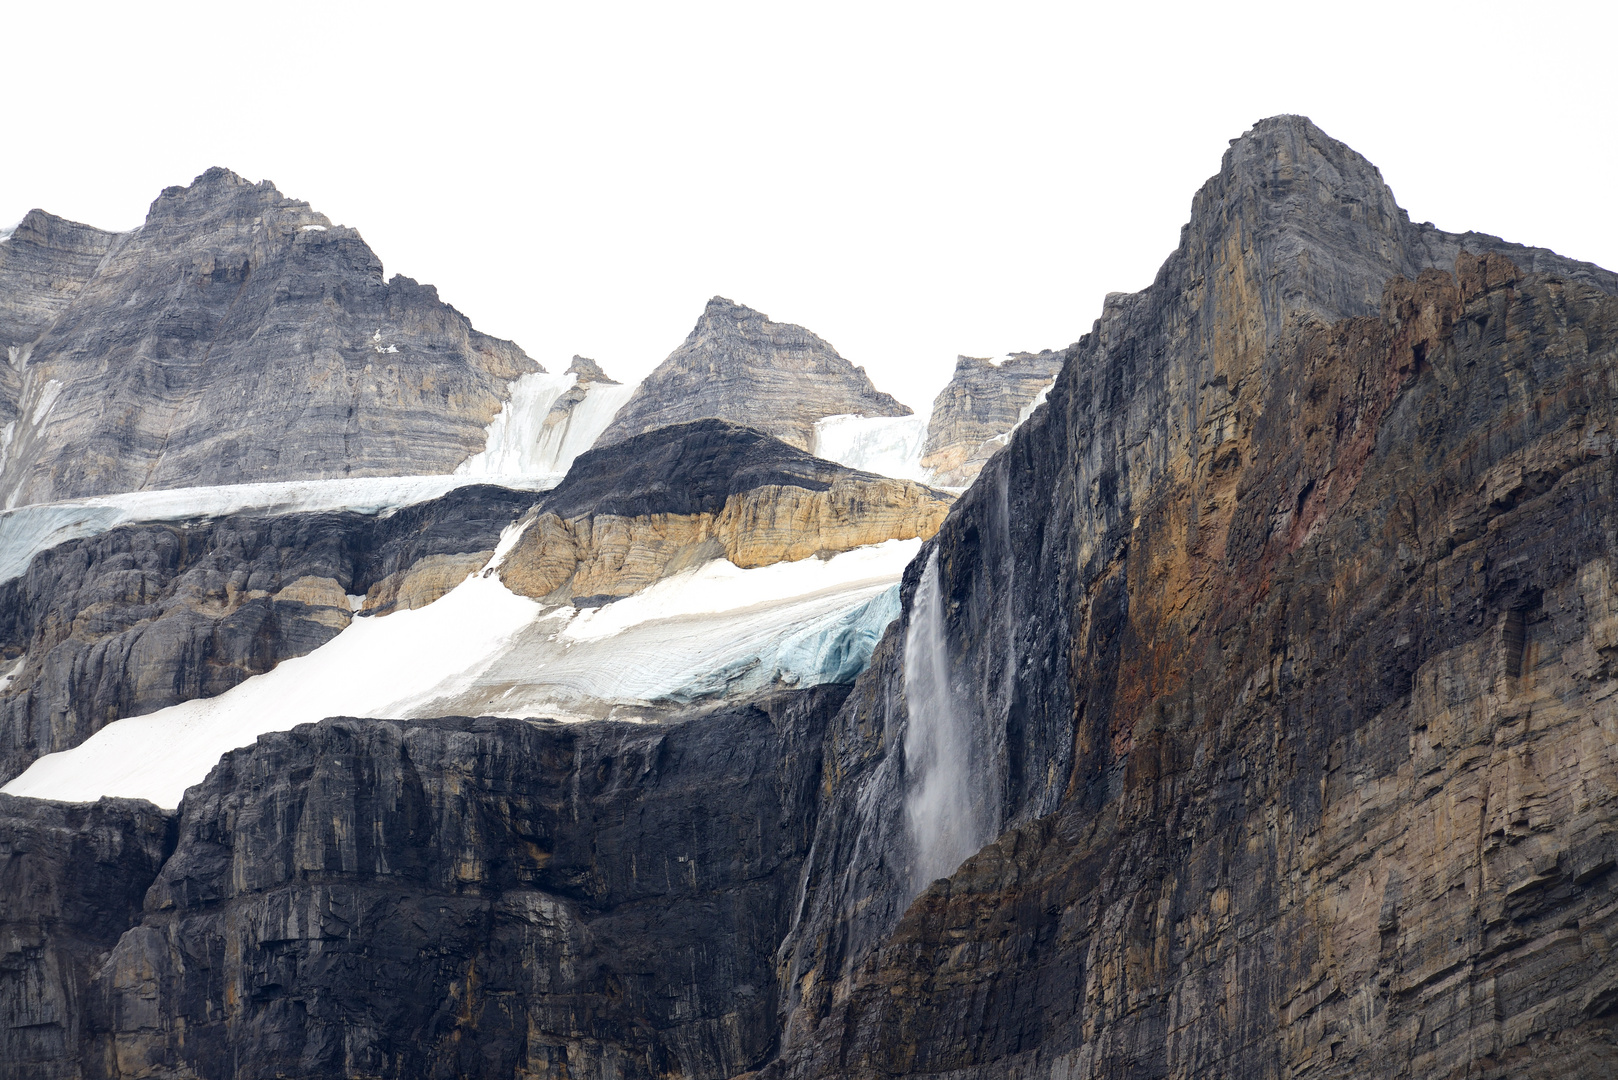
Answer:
[
  {"xmin": 0, "ymin": 168, "xmax": 537, "ymax": 507},
  {"xmin": 0, "ymin": 795, "xmax": 174, "ymax": 1080},
  {"xmin": 498, "ymin": 419, "xmax": 952, "ymax": 603},
  {"xmin": 0, "ymin": 485, "xmax": 538, "ymax": 784},
  {"xmin": 1, "ymin": 686, "xmax": 845, "ymax": 1079},
  {"xmin": 920, "ymin": 350, "xmax": 1066, "ymax": 487},
  {"xmin": 767, "ymin": 115, "xmax": 1618, "ymax": 1078},
  {"xmin": 596, "ymin": 296, "xmax": 910, "ymax": 452}
]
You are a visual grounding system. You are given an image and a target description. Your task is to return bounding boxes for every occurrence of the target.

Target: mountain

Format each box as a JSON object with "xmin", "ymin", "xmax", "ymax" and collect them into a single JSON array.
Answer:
[
  {"xmin": 920, "ymin": 350, "xmax": 1066, "ymax": 487},
  {"xmin": 596, "ymin": 296, "xmax": 911, "ymax": 451},
  {"xmin": 770, "ymin": 114, "xmax": 1618, "ymax": 1079},
  {"xmin": 0, "ymin": 168, "xmax": 536, "ymax": 508},
  {"xmin": 0, "ymin": 419, "xmax": 948, "ymax": 803},
  {"xmin": 4, "ymin": 115, "xmax": 1618, "ymax": 1079}
]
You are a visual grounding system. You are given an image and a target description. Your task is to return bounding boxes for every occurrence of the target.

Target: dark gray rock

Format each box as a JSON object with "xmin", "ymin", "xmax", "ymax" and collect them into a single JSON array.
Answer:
[
  {"xmin": 0, "ymin": 211, "xmax": 121, "ymax": 448},
  {"xmin": 544, "ymin": 417, "xmax": 863, "ymax": 519},
  {"xmin": 0, "ymin": 168, "xmax": 538, "ymax": 507},
  {"xmin": 0, "ymin": 794, "xmax": 174, "ymax": 1080},
  {"xmin": 73, "ymin": 688, "xmax": 844, "ymax": 1079},
  {"xmin": 597, "ymin": 296, "xmax": 910, "ymax": 452}
]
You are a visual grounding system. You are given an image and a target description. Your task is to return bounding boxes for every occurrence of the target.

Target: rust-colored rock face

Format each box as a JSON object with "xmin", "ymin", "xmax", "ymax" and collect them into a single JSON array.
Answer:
[{"xmin": 770, "ymin": 117, "xmax": 1618, "ymax": 1079}]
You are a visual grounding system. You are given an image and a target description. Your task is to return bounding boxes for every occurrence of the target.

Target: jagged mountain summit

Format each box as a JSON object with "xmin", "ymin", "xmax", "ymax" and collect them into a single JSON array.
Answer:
[
  {"xmin": 596, "ymin": 295, "xmax": 912, "ymax": 451},
  {"xmin": 0, "ymin": 168, "xmax": 536, "ymax": 508},
  {"xmin": 3, "ymin": 114, "xmax": 1618, "ymax": 1080}
]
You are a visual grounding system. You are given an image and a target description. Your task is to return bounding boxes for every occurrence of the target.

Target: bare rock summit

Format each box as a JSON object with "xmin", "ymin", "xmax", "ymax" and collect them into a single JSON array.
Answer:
[{"xmin": 596, "ymin": 296, "xmax": 910, "ymax": 451}]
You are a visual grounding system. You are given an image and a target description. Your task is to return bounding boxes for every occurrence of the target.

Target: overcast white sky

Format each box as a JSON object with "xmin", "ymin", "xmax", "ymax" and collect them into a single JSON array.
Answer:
[{"xmin": 4, "ymin": 1, "xmax": 1613, "ymax": 409}]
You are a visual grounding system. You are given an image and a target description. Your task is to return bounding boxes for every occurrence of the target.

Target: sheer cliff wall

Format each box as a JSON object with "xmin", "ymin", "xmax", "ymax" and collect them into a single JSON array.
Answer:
[{"xmin": 770, "ymin": 115, "xmax": 1618, "ymax": 1079}]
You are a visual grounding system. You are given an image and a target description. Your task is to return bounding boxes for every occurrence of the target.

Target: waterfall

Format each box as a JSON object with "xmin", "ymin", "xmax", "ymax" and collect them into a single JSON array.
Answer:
[{"xmin": 903, "ymin": 548, "xmax": 992, "ymax": 891}]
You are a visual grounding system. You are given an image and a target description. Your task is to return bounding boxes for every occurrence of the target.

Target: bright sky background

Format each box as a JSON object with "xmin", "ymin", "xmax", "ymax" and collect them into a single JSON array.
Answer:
[{"xmin": 3, "ymin": 1, "xmax": 1612, "ymax": 409}]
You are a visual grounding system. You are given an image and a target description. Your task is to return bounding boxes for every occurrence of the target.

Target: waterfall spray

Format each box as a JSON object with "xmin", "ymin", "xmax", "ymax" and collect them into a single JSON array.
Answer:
[{"xmin": 903, "ymin": 548, "xmax": 990, "ymax": 891}]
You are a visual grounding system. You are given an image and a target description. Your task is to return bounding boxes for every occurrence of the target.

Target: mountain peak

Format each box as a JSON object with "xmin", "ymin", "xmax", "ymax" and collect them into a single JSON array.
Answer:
[
  {"xmin": 565, "ymin": 355, "xmax": 618, "ymax": 384},
  {"xmin": 596, "ymin": 297, "xmax": 910, "ymax": 452}
]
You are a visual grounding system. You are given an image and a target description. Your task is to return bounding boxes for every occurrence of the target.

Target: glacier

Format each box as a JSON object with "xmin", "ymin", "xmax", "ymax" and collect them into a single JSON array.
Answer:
[
  {"xmin": 812, "ymin": 412, "xmax": 932, "ymax": 482},
  {"xmin": 2, "ymin": 538, "xmax": 917, "ymax": 808},
  {"xmin": 457, "ymin": 371, "xmax": 638, "ymax": 478}
]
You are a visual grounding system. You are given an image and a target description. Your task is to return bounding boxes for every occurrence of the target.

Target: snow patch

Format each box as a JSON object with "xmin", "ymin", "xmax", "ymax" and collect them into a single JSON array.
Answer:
[
  {"xmin": 29, "ymin": 379, "xmax": 63, "ymax": 424},
  {"xmin": 458, "ymin": 372, "xmax": 636, "ymax": 478},
  {"xmin": 812, "ymin": 413, "xmax": 932, "ymax": 483},
  {"xmin": 300, "ymin": 224, "xmax": 327, "ymax": 231}
]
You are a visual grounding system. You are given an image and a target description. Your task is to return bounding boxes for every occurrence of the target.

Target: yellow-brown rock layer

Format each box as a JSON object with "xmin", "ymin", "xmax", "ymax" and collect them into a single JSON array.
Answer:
[
  {"xmin": 499, "ymin": 476, "xmax": 950, "ymax": 602},
  {"xmin": 361, "ymin": 552, "xmax": 492, "ymax": 615}
]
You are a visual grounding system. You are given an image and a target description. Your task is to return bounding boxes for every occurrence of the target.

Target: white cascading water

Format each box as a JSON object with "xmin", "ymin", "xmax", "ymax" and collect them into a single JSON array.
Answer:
[{"xmin": 903, "ymin": 547, "xmax": 991, "ymax": 890}]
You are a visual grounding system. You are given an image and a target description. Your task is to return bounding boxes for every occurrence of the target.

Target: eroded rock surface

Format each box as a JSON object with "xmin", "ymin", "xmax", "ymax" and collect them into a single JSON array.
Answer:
[
  {"xmin": 0, "ymin": 485, "xmax": 538, "ymax": 784},
  {"xmin": 921, "ymin": 350, "xmax": 1066, "ymax": 487},
  {"xmin": 48, "ymin": 688, "xmax": 844, "ymax": 1079},
  {"xmin": 0, "ymin": 795, "xmax": 174, "ymax": 1080},
  {"xmin": 499, "ymin": 419, "xmax": 951, "ymax": 603},
  {"xmin": 597, "ymin": 297, "xmax": 910, "ymax": 452},
  {"xmin": 768, "ymin": 115, "xmax": 1618, "ymax": 1079},
  {"xmin": 0, "ymin": 168, "xmax": 537, "ymax": 507}
]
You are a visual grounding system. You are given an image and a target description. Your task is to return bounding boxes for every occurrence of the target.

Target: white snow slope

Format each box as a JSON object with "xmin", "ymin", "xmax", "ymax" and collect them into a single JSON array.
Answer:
[
  {"xmin": 457, "ymin": 371, "xmax": 637, "ymax": 478},
  {"xmin": 812, "ymin": 413, "xmax": 932, "ymax": 482},
  {"xmin": 2, "ymin": 538, "xmax": 916, "ymax": 808}
]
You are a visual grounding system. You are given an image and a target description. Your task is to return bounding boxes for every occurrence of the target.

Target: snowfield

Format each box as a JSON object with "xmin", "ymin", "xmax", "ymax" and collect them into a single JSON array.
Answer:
[
  {"xmin": 2, "ymin": 538, "xmax": 917, "ymax": 808},
  {"xmin": 812, "ymin": 412, "xmax": 932, "ymax": 482}
]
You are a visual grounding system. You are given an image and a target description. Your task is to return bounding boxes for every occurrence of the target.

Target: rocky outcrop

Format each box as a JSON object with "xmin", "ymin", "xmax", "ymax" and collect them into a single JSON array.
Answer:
[
  {"xmin": 0, "ymin": 168, "xmax": 538, "ymax": 508},
  {"xmin": 498, "ymin": 419, "xmax": 951, "ymax": 603},
  {"xmin": 920, "ymin": 350, "xmax": 1066, "ymax": 487},
  {"xmin": 0, "ymin": 212, "xmax": 121, "ymax": 462},
  {"xmin": 0, "ymin": 794, "xmax": 174, "ymax": 1080},
  {"xmin": 768, "ymin": 115, "xmax": 1618, "ymax": 1078},
  {"xmin": 0, "ymin": 687, "xmax": 845, "ymax": 1079},
  {"xmin": 0, "ymin": 210, "xmax": 119, "ymax": 356},
  {"xmin": 596, "ymin": 297, "xmax": 910, "ymax": 452},
  {"xmin": 0, "ymin": 485, "xmax": 538, "ymax": 784}
]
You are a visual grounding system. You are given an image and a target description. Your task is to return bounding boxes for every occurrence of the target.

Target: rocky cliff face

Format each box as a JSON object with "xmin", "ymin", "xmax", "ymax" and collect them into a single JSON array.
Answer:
[
  {"xmin": 0, "ymin": 168, "xmax": 537, "ymax": 508},
  {"xmin": 768, "ymin": 115, "xmax": 1618, "ymax": 1079},
  {"xmin": 5, "ymin": 114, "xmax": 1618, "ymax": 1080},
  {"xmin": 920, "ymin": 350, "xmax": 1066, "ymax": 488},
  {"xmin": 1, "ymin": 688, "xmax": 843, "ymax": 1079},
  {"xmin": 500, "ymin": 419, "xmax": 951, "ymax": 602},
  {"xmin": 0, "ymin": 485, "xmax": 539, "ymax": 784},
  {"xmin": 0, "ymin": 795, "xmax": 174, "ymax": 1080},
  {"xmin": 0, "ymin": 211, "xmax": 120, "ymax": 467},
  {"xmin": 596, "ymin": 297, "xmax": 910, "ymax": 452}
]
